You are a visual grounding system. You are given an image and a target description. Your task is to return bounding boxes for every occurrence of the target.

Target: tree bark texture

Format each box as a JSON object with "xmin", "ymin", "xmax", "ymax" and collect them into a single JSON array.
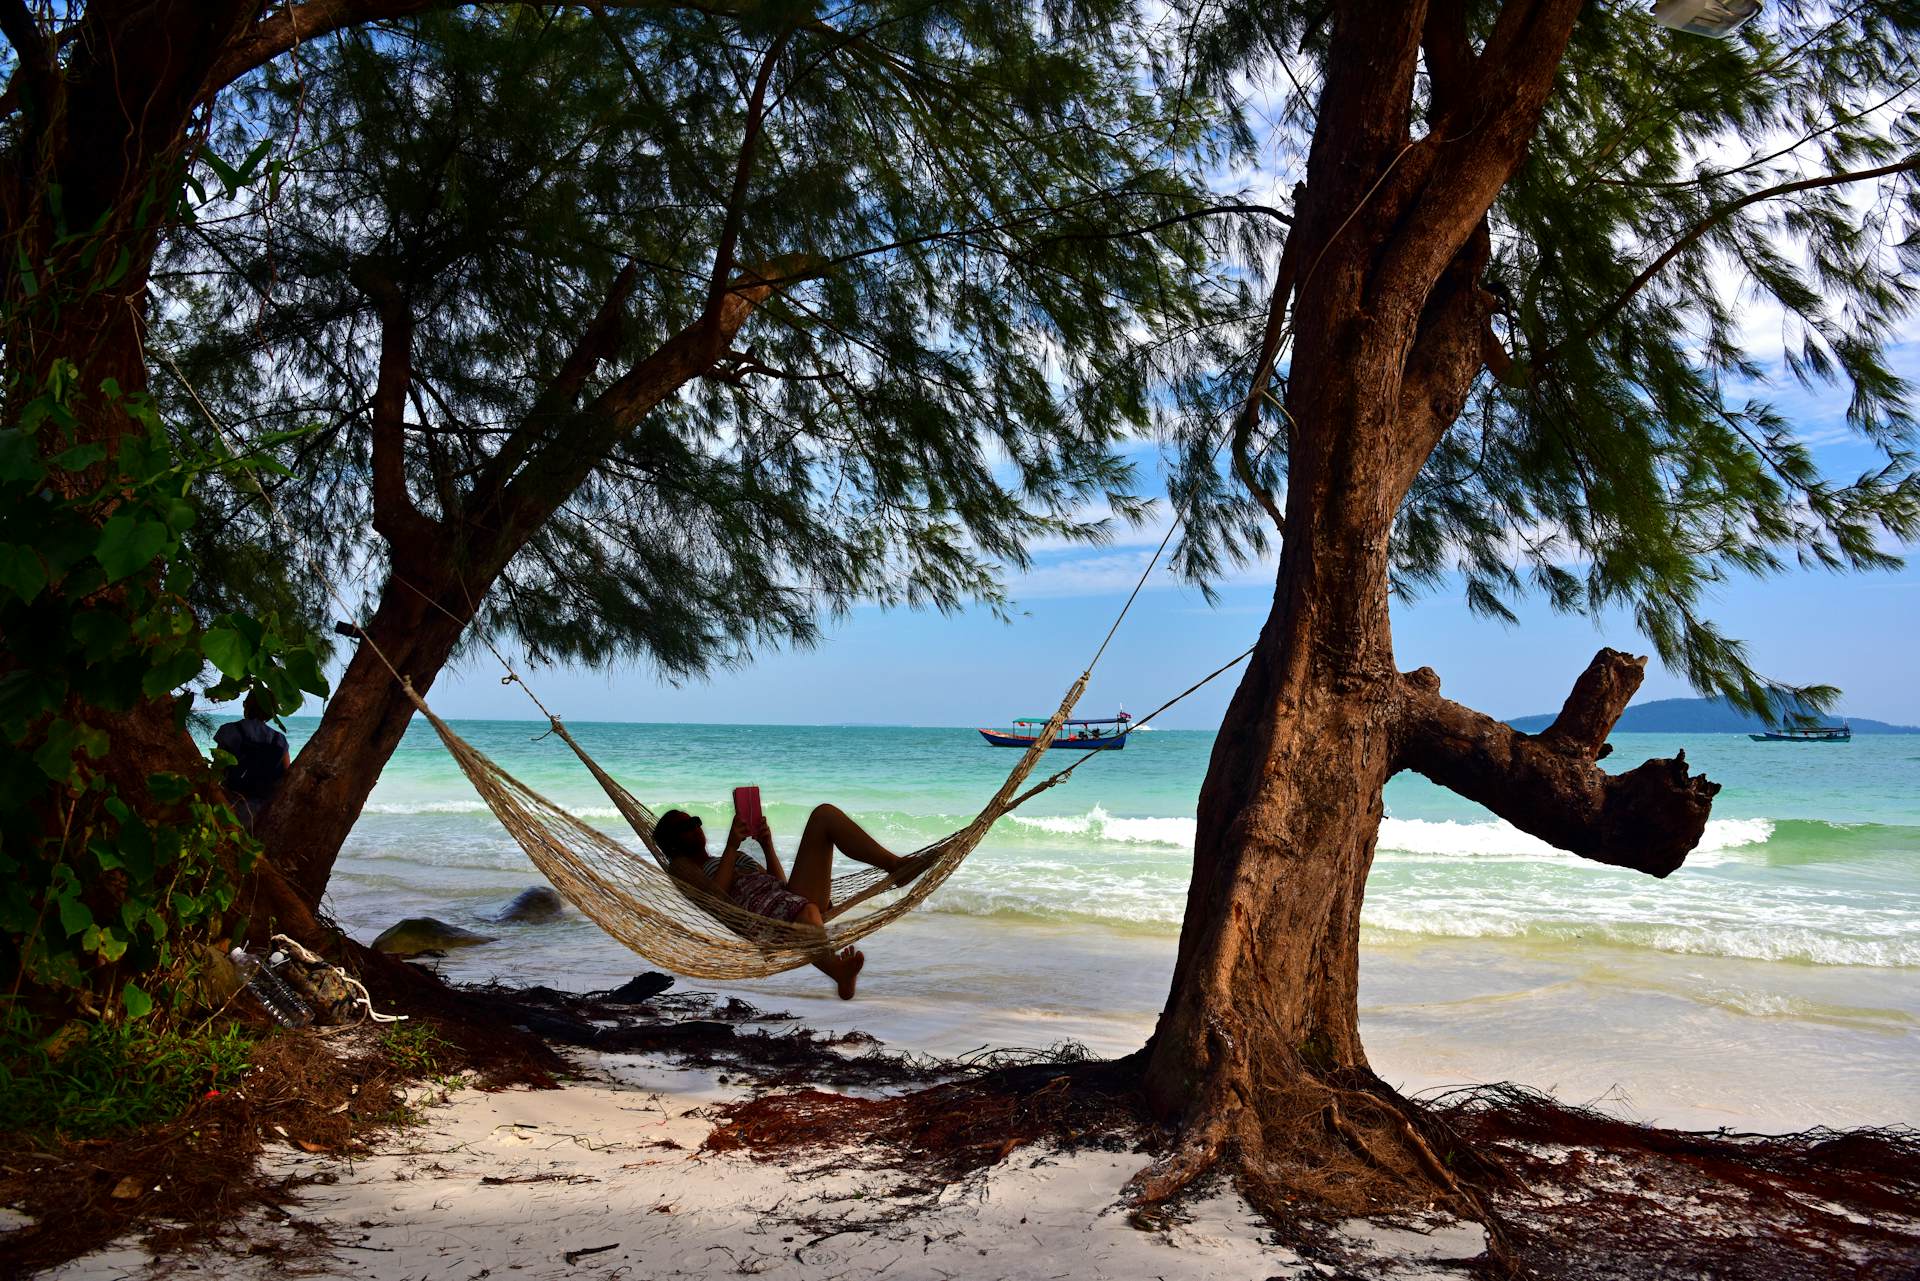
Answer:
[
  {"xmin": 1, "ymin": 3, "xmax": 332, "ymax": 966},
  {"xmin": 1133, "ymin": 0, "xmax": 1721, "ymax": 1218},
  {"xmin": 4, "ymin": 0, "xmax": 262, "ymax": 472}
]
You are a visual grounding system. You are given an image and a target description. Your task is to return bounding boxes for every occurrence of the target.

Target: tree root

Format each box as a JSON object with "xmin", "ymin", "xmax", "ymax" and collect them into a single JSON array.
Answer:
[
  {"xmin": 1124, "ymin": 1072, "xmax": 1521, "ymax": 1274},
  {"xmin": 1121, "ymin": 1106, "xmax": 1237, "ymax": 1207}
]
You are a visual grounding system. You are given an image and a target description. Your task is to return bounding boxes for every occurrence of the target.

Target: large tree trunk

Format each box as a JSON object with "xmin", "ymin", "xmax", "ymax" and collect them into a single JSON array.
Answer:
[
  {"xmin": 1137, "ymin": 223, "xmax": 1428, "ymax": 1212},
  {"xmin": 1128, "ymin": 0, "xmax": 1725, "ymax": 1224},
  {"xmin": 4, "ymin": 1, "xmax": 259, "ymax": 449},
  {"xmin": 1, "ymin": 3, "xmax": 341, "ymax": 962}
]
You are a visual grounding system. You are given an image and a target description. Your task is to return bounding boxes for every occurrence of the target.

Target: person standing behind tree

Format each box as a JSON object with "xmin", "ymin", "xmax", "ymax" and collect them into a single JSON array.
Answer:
[{"xmin": 214, "ymin": 692, "xmax": 291, "ymax": 832}]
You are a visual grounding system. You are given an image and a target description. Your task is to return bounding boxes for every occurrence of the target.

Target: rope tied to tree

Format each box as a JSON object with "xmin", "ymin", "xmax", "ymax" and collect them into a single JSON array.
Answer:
[{"xmin": 169, "ymin": 334, "xmax": 1257, "ymax": 975}]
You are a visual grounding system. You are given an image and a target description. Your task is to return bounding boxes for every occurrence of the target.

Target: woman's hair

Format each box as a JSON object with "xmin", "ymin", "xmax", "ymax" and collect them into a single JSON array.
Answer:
[
  {"xmin": 654, "ymin": 810, "xmax": 704, "ymax": 858},
  {"xmin": 242, "ymin": 689, "xmax": 273, "ymax": 721}
]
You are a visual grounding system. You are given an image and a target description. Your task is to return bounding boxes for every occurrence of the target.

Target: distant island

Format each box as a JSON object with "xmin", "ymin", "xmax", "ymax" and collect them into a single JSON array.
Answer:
[{"xmin": 1508, "ymin": 696, "xmax": 1920, "ymax": 735}]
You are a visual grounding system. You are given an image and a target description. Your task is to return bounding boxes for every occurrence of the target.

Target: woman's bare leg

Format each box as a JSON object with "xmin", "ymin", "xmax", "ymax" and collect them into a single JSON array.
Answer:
[
  {"xmin": 794, "ymin": 902, "xmax": 864, "ymax": 999},
  {"xmin": 786, "ymin": 804, "xmax": 903, "ymax": 905}
]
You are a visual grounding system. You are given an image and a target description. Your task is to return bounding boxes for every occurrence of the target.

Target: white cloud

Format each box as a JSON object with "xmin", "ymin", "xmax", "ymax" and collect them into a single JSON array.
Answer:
[{"xmin": 1006, "ymin": 543, "xmax": 1276, "ymax": 600}]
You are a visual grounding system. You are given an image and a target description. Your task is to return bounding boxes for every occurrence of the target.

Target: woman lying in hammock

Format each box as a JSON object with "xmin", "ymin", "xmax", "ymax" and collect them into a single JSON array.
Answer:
[{"xmin": 656, "ymin": 804, "xmax": 936, "ymax": 999}]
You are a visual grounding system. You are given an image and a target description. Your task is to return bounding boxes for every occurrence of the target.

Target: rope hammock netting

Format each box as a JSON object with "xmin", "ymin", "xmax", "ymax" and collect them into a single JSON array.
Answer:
[
  {"xmin": 394, "ymin": 670, "xmax": 1095, "ymax": 978},
  {"xmin": 171, "ymin": 344, "xmax": 1265, "ymax": 981},
  {"xmin": 383, "ymin": 503, "xmax": 1255, "ymax": 977}
]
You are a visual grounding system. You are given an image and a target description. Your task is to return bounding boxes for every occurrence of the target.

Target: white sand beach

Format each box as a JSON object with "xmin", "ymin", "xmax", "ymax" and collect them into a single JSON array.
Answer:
[{"xmin": 45, "ymin": 1046, "xmax": 1488, "ymax": 1281}]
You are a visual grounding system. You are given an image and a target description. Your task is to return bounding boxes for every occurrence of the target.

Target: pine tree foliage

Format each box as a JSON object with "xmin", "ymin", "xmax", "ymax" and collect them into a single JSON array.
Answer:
[
  {"xmin": 158, "ymin": 3, "xmax": 1227, "ymax": 676},
  {"xmin": 1165, "ymin": 0, "xmax": 1920, "ymax": 719}
]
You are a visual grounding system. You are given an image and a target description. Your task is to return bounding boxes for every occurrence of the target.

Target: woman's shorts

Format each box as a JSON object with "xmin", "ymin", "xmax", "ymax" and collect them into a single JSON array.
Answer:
[{"xmin": 734, "ymin": 873, "xmax": 812, "ymax": 923}]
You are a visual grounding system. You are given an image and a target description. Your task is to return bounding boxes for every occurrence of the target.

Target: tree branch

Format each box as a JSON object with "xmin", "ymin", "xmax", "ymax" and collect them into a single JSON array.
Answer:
[
  {"xmin": 205, "ymin": 0, "xmax": 442, "ymax": 98},
  {"xmin": 0, "ymin": 2, "xmax": 48, "ymax": 73},
  {"xmin": 1397, "ymin": 648, "xmax": 1721, "ymax": 877},
  {"xmin": 1389, "ymin": 221, "xmax": 1495, "ymax": 496},
  {"xmin": 202, "ymin": 0, "xmax": 714, "ymax": 101},
  {"xmin": 1368, "ymin": 0, "xmax": 1585, "ymax": 305},
  {"xmin": 473, "ymin": 260, "xmax": 644, "ymax": 505},
  {"xmin": 1230, "ymin": 208, "xmax": 1303, "ymax": 533},
  {"xmin": 492, "ymin": 253, "xmax": 818, "ymax": 549},
  {"xmin": 1570, "ymin": 155, "xmax": 1920, "ymax": 351},
  {"xmin": 349, "ymin": 261, "xmax": 437, "ymax": 548},
  {"xmin": 0, "ymin": 0, "xmax": 54, "ymax": 125},
  {"xmin": 701, "ymin": 27, "xmax": 791, "ymax": 359},
  {"xmin": 1420, "ymin": 0, "xmax": 1475, "ymax": 120}
]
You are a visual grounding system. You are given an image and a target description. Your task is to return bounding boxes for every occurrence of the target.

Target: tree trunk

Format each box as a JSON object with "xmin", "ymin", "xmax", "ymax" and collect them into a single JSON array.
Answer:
[
  {"xmin": 5, "ymin": 1, "xmax": 259, "ymax": 448},
  {"xmin": 3, "ymin": 3, "xmax": 342, "ymax": 960},
  {"xmin": 1136, "ymin": 272, "xmax": 1428, "ymax": 1213},
  {"xmin": 258, "ymin": 564, "xmax": 479, "ymax": 903},
  {"xmin": 1129, "ymin": 0, "xmax": 1687, "ymax": 1223},
  {"xmin": 261, "ymin": 266, "xmax": 802, "ymax": 907}
]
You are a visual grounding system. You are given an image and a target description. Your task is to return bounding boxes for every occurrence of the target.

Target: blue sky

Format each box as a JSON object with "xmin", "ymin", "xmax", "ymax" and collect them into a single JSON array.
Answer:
[
  {"xmin": 421, "ymin": 339, "xmax": 1920, "ymax": 729},
  {"xmin": 423, "ymin": 542, "xmax": 1920, "ymax": 729}
]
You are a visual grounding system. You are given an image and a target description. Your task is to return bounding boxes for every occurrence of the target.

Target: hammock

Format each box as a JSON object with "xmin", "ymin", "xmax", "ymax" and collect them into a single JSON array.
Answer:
[
  {"xmin": 187, "ymin": 339, "xmax": 1249, "ymax": 982},
  {"xmin": 395, "ymin": 672, "xmax": 1091, "ymax": 978}
]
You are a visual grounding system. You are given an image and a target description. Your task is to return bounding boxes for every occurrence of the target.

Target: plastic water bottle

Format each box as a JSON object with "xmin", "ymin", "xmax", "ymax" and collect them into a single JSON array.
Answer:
[{"xmin": 230, "ymin": 946, "xmax": 314, "ymax": 1028}]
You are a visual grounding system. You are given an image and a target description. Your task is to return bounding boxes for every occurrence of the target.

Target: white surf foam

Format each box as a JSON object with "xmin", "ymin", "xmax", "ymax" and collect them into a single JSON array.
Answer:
[
  {"xmin": 1375, "ymin": 815, "xmax": 1775, "ymax": 864},
  {"xmin": 363, "ymin": 799, "xmax": 623, "ymax": 819},
  {"xmin": 1007, "ymin": 808, "xmax": 1777, "ymax": 863},
  {"xmin": 1360, "ymin": 908, "xmax": 1920, "ymax": 968},
  {"xmin": 1010, "ymin": 805, "xmax": 1197, "ymax": 847}
]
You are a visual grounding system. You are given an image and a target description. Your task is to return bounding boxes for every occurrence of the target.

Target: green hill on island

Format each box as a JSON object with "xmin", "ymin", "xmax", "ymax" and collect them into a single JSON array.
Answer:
[{"xmin": 1509, "ymin": 697, "xmax": 1920, "ymax": 735}]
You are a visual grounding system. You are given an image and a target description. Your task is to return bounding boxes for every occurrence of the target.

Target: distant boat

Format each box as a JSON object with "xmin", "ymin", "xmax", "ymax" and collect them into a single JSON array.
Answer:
[
  {"xmin": 1749, "ymin": 724, "xmax": 1851, "ymax": 743},
  {"xmin": 979, "ymin": 713, "xmax": 1131, "ymax": 750}
]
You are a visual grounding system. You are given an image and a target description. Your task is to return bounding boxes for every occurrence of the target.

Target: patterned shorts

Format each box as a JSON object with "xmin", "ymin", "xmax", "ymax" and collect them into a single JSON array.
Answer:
[{"xmin": 731, "ymin": 870, "xmax": 812, "ymax": 923}]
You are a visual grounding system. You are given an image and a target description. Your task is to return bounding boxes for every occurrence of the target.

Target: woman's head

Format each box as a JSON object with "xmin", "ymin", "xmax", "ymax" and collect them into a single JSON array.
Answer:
[
  {"xmin": 654, "ymin": 810, "xmax": 706, "ymax": 860},
  {"xmin": 243, "ymin": 689, "xmax": 273, "ymax": 721}
]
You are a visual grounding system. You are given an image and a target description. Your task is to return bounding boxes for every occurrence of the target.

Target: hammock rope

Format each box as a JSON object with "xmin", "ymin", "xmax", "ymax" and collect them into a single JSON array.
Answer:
[
  {"xmin": 392, "ymin": 668, "xmax": 1094, "ymax": 977},
  {"xmin": 397, "ymin": 632, "xmax": 1247, "ymax": 978},
  {"xmin": 174, "ymin": 341, "xmax": 1255, "ymax": 977}
]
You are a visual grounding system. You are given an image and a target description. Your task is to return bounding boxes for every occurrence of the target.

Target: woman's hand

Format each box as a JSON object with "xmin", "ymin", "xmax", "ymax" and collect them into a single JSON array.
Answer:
[
  {"xmin": 726, "ymin": 811, "xmax": 750, "ymax": 853},
  {"xmin": 753, "ymin": 818, "xmax": 784, "ymax": 880}
]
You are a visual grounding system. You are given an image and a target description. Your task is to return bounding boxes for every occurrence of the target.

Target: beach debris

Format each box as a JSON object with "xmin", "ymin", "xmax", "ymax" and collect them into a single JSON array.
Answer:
[
  {"xmin": 490, "ymin": 886, "xmax": 567, "ymax": 923},
  {"xmin": 184, "ymin": 944, "xmax": 246, "ymax": 1011},
  {"xmin": 109, "ymin": 1177, "xmax": 143, "ymax": 1200},
  {"xmin": 561, "ymin": 1241, "xmax": 618, "ymax": 1265},
  {"xmin": 370, "ymin": 917, "xmax": 497, "ymax": 956},
  {"xmin": 601, "ymin": 972, "xmax": 675, "ymax": 1004},
  {"xmin": 230, "ymin": 948, "xmax": 316, "ymax": 1028}
]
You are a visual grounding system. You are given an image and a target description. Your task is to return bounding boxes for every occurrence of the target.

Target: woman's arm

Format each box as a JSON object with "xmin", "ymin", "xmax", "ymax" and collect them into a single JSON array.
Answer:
[
  {"xmin": 710, "ymin": 813, "xmax": 751, "ymax": 895},
  {"xmin": 669, "ymin": 814, "xmax": 751, "ymax": 898},
  {"xmin": 755, "ymin": 819, "xmax": 785, "ymax": 882}
]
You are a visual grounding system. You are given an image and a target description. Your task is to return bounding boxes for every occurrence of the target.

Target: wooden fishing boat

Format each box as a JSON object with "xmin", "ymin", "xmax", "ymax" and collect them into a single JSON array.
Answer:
[
  {"xmin": 1748, "ymin": 724, "xmax": 1851, "ymax": 742},
  {"xmin": 979, "ymin": 713, "xmax": 1131, "ymax": 750}
]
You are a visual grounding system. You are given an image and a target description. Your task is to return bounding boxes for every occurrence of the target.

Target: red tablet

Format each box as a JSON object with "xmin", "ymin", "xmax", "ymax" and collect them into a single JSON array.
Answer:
[{"xmin": 732, "ymin": 785, "xmax": 763, "ymax": 835}]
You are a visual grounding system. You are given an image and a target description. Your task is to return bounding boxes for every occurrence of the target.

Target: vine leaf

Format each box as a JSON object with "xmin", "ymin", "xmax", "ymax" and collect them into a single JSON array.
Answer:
[
  {"xmin": 201, "ymin": 626, "xmax": 253, "ymax": 680},
  {"xmin": 0, "ymin": 543, "xmax": 46, "ymax": 602},
  {"xmin": 121, "ymin": 982, "xmax": 153, "ymax": 1020},
  {"xmin": 95, "ymin": 514, "xmax": 168, "ymax": 583}
]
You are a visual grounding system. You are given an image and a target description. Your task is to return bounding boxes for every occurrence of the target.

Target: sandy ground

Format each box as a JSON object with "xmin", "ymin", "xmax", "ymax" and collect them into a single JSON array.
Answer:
[{"xmin": 41, "ymin": 1049, "xmax": 1487, "ymax": 1281}]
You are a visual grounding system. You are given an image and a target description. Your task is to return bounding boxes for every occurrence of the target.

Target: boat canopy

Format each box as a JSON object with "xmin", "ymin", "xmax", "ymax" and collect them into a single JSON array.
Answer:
[{"xmin": 1012, "ymin": 714, "xmax": 1131, "ymax": 725}]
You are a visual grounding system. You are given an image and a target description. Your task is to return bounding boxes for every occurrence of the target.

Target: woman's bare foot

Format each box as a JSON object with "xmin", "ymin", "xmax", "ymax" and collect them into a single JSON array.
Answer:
[
  {"xmin": 889, "ymin": 851, "xmax": 940, "ymax": 887},
  {"xmin": 828, "ymin": 946, "xmax": 865, "ymax": 1000}
]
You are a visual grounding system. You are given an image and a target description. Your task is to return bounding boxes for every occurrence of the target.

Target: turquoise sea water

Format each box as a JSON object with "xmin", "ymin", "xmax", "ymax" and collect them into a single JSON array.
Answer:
[{"xmin": 300, "ymin": 719, "xmax": 1920, "ymax": 1129}]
